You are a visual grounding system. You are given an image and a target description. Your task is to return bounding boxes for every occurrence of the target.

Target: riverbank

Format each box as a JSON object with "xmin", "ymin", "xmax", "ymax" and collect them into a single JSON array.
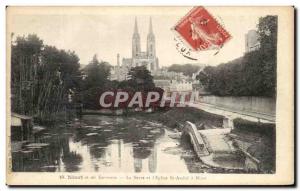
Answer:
[
  {"xmin": 144, "ymin": 107, "xmax": 276, "ymax": 173},
  {"xmin": 182, "ymin": 119, "xmax": 275, "ymax": 173},
  {"xmin": 138, "ymin": 107, "xmax": 224, "ymax": 131},
  {"xmin": 229, "ymin": 118, "xmax": 276, "ymax": 173},
  {"xmin": 198, "ymin": 128, "xmax": 246, "ymax": 171},
  {"xmin": 34, "ymin": 111, "xmax": 75, "ymax": 126}
]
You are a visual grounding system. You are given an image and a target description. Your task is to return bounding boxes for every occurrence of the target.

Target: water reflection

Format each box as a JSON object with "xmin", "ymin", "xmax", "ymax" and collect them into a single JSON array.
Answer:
[{"xmin": 12, "ymin": 115, "xmax": 245, "ymax": 173}]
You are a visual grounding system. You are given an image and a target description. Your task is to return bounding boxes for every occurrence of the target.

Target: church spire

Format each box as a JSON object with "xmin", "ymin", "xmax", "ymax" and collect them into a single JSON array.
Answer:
[
  {"xmin": 147, "ymin": 17, "xmax": 154, "ymax": 40},
  {"xmin": 149, "ymin": 17, "xmax": 153, "ymax": 34},
  {"xmin": 132, "ymin": 17, "xmax": 141, "ymax": 58},
  {"xmin": 147, "ymin": 17, "xmax": 154, "ymax": 39},
  {"xmin": 147, "ymin": 17, "xmax": 155, "ymax": 60},
  {"xmin": 134, "ymin": 17, "xmax": 139, "ymax": 34}
]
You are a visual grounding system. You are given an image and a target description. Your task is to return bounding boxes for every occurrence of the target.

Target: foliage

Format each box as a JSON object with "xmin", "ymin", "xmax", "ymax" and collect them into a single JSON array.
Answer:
[
  {"xmin": 232, "ymin": 118, "xmax": 275, "ymax": 137},
  {"xmin": 127, "ymin": 65, "xmax": 155, "ymax": 91},
  {"xmin": 37, "ymin": 46, "xmax": 81, "ymax": 117},
  {"xmin": 74, "ymin": 55, "xmax": 112, "ymax": 109},
  {"xmin": 167, "ymin": 64, "xmax": 203, "ymax": 77},
  {"xmin": 76, "ymin": 87, "xmax": 104, "ymax": 110},
  {"xmin": 197, "ymin": 16, "xmax": 277, "ymax": 97},
  {"xmin": 77, "ymin": 65, "xmax": 158, "ymax": 109},
  {"xmin": 11, "ymin": 34, "xmax": 82, "ymax": 120},
  {"xmin": 82, "ymin": 55, "xmax": 111, "ymax": 90},
  {"xmin": 11, "ymin": 34, "xmax": 43, "ymax": 85},
  {"xmin": 257, "ymin": 16, "xmax": 278, "ymax": 95},
  {"xmin": 232, "ymin": 118, "xmax": 275, "ymax": 173}
]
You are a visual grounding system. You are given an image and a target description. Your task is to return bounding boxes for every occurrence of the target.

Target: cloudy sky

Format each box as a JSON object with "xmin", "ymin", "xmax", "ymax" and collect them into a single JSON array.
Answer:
[{"xmin": 8, "ymin": 6, "xmax": 268, "ymax": 67}]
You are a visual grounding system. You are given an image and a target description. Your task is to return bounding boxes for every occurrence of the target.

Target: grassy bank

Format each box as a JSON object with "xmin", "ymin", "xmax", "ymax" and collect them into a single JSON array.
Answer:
[
  {"xmin": 232, "ymin": 118, "xmax": 276, "ymax": 173},
  {"xmin": 232, "ymin": 118, "xmax": 275, "ymax": 138},
  {"xmin": 34, "ymin": 110, "xmax": 77, "ymax": 127}
]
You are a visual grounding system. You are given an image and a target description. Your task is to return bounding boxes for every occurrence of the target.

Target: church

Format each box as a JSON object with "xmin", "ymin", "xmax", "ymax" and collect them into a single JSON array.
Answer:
[{"xmin": 111, "ymin": 18, "xmax": 159, "ymax": 81}]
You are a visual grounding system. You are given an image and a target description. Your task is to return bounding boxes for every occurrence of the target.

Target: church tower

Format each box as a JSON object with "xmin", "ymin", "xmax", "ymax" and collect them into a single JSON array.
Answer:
[
  {"xmin": 132, "ymin": 17, "xmax": 141, "ymax": 58},
  {"xmin": 147, "ymin": 17, "xmax": 156, "ymax": 58},
  {"xmin": 126, "ymin": 17, "xmax": 159, "ymax": 72},
  {"xmin": 147, "ymin": 17, "xmax": 157, "ymax": 71}
]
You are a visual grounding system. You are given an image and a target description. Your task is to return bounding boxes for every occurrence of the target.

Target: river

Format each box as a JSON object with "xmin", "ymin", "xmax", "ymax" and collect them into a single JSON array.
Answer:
[{"xmin": 12, "ymin": 114, "xmax": 245, "ymax": 173}]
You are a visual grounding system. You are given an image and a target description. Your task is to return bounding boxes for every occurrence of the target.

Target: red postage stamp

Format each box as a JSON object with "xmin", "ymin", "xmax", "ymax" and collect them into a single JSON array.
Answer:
[{"xmin": 173, "ymin": 6, "xmax": 231, "ymax": 51}]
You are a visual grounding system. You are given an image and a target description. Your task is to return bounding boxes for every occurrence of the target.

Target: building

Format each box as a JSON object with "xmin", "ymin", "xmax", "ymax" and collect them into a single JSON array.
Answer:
[
  {"xmin": 169, "ymin": 80, "xmax": 193, "ymax": 92},
  {"xmin": 245, "ymin": 30, "xmax": 260, "ymax": 53},
  {"xmin": 154, "ymin": 79, "xmax": 193, "ymax": 93},
  {"xmin": 130, "ymin": 17, "xmax": 159, "ymax": 71},
  {"xmin": 153, "ymin": 69, "xmax": 186, "ymax": 81},
  {"xmin": 111, "ymin": 18, "xmax": 159, "ymax": 81},
  {"xmin": 153, "ymin": 80, "xmax": 171, "ymax": 92}
]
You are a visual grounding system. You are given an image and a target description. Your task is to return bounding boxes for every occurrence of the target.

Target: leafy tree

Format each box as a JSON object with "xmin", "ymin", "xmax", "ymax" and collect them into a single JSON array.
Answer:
[
  {"xmin": 11, "ymin": 34, "xmax": 82, "ymax": 121},
  {"xmin": 11, "ymin": 34, "xmax": 44, "ymax": 114},
  {"xmin": 76, "ymin": 87, "xmax": 104, "ymax": 110},
  {"xmin": 257, "ymin": 16, "xmax": 278, "ymax": 96},
  {"xmin": 82, "ymin": 54, "xmax": 111, "ymax": 90},
  {"xmin": 168, "ymin": 64, "xmax": 203, "ymax": 77},
  {"xmin": 11, "ymin": 34, "xmax": 43, "ymax": 86},
  {"xmin": 38, "ymin": 46, "xmax": 82, "ymax": 118},
  {"xmin": 76, "ymin": 55, "xmax": 112, "ymax": 109},
  {"xmin": 197, "ymin": 16, "xmax": 277, "ymax": 97},
  {"xmin": 127, "ymin": 65, "xmax": 155, "ymax": 91}
]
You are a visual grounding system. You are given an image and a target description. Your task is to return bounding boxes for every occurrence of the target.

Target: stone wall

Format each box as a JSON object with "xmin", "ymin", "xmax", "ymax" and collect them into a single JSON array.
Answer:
[{"xmin": 198, "ymin": 96, "xmax": 276, "ymax": 116}]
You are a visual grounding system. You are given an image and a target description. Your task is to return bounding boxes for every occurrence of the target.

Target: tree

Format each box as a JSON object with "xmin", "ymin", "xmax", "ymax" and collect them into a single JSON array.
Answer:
[
  {"xmin": 11, "ymin": 34, "xmax": 82, "ymax": 121},
  {"xmin": 197, "ymin": 16, "xmax": 277, "ymax": 97},
  {"xmin": 168, "ymin": 64, "xmax": 203, "ymax": 77},
  {"xmin": 257, "ymin": 16, "xmax": 278, "ymax": 97},
  {"xmin": 75, "ymin": 55, "xmax": 112, "ymax": 109},
  {"xmin": 11, "ymin": 34, "xmax": 44, "ymax": 115},
  {"xmin": 127, "ymin": 66, "xmax": 155, "ymax": 91},
  {"xmin": 83, "ymin": 54, "xmax": 111, "ymax": 90},
  {"xmin": 38, "ymin": 46, "xmax": 82, "ymax": 118}
]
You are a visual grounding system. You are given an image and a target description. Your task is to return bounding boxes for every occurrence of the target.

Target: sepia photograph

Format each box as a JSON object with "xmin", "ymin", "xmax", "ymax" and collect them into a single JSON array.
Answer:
[{"xmin": 6, "ymin": 6, "xmax": 294, "ymax": 185}]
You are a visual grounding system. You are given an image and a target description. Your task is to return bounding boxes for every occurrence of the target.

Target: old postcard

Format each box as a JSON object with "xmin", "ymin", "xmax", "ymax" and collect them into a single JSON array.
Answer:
[{"xmin": 6, "ymin": 6, "xmax": 294, "ymax": 185}]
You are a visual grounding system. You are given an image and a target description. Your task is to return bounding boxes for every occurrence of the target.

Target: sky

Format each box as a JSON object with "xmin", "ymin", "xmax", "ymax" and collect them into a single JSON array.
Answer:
[{"xmin": 8, "ymin": 7, "xmax": 267, "ymax": 67}]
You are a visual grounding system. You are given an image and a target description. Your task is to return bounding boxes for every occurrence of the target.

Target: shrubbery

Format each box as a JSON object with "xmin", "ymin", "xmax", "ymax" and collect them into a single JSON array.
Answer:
[{"xmin": 197, "ymin": 16, "xmax": 277, "ymax": 97}]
